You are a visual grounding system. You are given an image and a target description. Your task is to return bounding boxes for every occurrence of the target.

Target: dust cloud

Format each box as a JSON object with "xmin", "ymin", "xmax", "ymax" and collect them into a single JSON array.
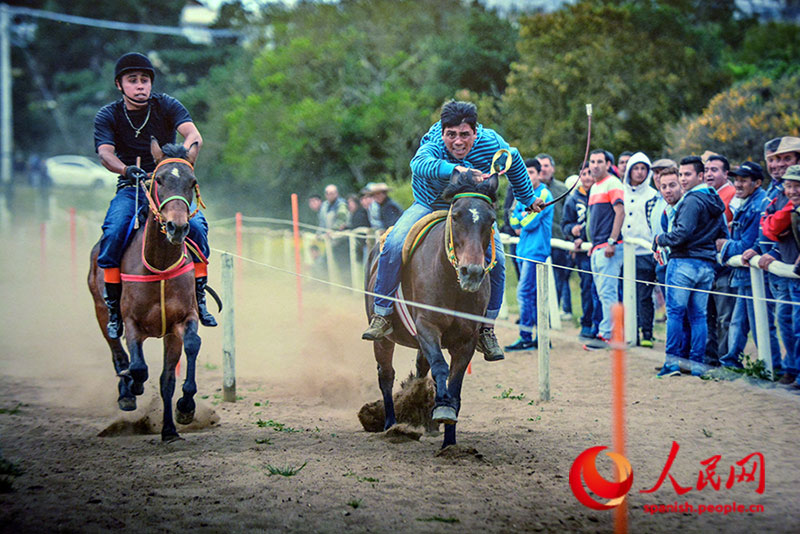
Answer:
[{"xmin": 0, "ymin": 210, "xmax": 416, "ymax": 422}]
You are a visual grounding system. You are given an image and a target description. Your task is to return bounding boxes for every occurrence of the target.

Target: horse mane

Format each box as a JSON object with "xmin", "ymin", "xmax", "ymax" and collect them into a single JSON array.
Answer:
[
  {"xmin": 161, "ymin": 143, "xmax": 188, "ymax": 160},
  {"xmin": 440, "ymin": 171, "xmax": 498, "ymax": 204}
]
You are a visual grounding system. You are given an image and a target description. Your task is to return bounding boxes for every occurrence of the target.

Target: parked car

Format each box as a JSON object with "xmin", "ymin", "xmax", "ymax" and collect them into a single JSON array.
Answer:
[{"xmin": 44, "ymin": 155, "xmax": 117, "ymax": 189}]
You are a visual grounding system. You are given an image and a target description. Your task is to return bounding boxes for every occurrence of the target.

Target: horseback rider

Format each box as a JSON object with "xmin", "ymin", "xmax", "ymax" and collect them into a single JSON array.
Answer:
[
  {"xmin": 362, "ymin": 100, "xmax": 543, "ymax": 361},
  {"xmin": 94, "ymin": 52, "xmax": 216, "ymax": 339}
]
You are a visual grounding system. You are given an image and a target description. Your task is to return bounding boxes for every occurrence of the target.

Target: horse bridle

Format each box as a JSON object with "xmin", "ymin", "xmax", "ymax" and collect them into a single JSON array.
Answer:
[
  {"xmin": 141, "ymin": 157, "xmax": 206, "ymax": 231},
  {"xmin": 445, "ymin": 192, "xmax": 497, "ymax": 283}
]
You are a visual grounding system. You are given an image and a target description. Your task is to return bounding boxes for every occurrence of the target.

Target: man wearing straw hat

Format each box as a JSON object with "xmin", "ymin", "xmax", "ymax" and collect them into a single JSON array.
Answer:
[
  {"xmin": 94, "ymin": 52, "xmax": 215, "ymax": 340},
  {"xmin": 367, "ymin": 182, "xmax": 402, "ymax": 232}
]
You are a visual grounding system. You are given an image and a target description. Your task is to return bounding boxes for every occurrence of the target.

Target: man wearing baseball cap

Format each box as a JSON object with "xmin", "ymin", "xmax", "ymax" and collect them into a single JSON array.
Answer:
[{"xmin": 717, "ymin": 162, "xmax": 781, "ymax": 371}]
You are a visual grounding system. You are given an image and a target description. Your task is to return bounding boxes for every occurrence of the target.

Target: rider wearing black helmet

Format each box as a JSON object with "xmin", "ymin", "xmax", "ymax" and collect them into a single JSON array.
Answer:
[{"xmin": 94, "ymin": 52, "xmax": 216, "ymax": 339}]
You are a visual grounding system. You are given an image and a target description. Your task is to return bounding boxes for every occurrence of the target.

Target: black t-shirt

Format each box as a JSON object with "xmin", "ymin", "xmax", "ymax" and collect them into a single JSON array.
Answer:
[{"xmin": 93, "ymin": 93, "xmax": 192, "ymax": 173}]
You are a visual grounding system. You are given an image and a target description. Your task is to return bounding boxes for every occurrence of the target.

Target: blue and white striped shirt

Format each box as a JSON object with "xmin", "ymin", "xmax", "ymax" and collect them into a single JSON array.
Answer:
[{"xmin": 410, "ymin": 121, "xmax": 535, "ymax": 210}]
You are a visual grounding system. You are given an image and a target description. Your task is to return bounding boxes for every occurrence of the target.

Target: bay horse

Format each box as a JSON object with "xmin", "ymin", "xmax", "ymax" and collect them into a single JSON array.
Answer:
[
  {"xmin": 365, "ymin": 171, "xmax": 499, "ymax": 449},
  {"xmin": 88, "ymin": 139, "xmax": 205, "ymax": 442}
]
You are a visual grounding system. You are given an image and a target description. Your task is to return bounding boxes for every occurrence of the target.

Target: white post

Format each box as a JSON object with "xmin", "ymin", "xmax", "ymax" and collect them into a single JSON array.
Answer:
[
  {"xmin": 324, "ymin": 234, "xmax": 336, "ymax": 283},
  {"xmin": 283, "ymin": 230, "xmax": 293, "ymax": 270},
  {"xmin": 623, "ymin": 242, "xmax": 637, "ymax": 346},
  {"xmin": 348, "ymin": 233, "xmax": 359, "ymax": 289},
  {"xmin": 749, "ymin": 265, "xmax": 774, "ymax": 378},
  {"xmin": 262, "ymin": 235, "xmax": 272, "ymax": 265},
  {"xmin": 537, "ymin": 262, "xmax": 551, "ymax": 401},
  {"xmin": 221, "ymin": 253, "xmax": 236, "ymax": 402},
  {"xmin": 545, "ymin": 256, "xmax": 561, "ymax": 330}
]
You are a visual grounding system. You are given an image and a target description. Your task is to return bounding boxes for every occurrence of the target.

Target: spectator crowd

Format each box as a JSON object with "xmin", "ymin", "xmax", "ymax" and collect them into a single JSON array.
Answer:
[{"xmin": 304, "ymin": 120, "xmax": 800, "ymax": 390}]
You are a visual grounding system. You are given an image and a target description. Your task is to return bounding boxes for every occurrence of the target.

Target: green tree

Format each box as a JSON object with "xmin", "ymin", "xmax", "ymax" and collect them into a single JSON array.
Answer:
[
  {"xmin": 665, "ymin": 73, "xmax": 800, "ymax": 164},
  {"xmin": 501, "ymin": 1, "xmax": 730, "ymax": 173}
]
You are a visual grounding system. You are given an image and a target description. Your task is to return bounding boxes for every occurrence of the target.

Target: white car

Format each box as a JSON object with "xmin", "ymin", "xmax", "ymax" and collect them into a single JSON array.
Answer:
[{"xmin": 44, "ymin": 155, "xmax": 117, "ymax": 189}]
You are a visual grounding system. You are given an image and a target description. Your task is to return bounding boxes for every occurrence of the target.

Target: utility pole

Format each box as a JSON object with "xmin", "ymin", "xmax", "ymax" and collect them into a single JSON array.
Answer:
[{"xmin": 1, "ymin": 3, "xmax": 12, "ymax": 187}]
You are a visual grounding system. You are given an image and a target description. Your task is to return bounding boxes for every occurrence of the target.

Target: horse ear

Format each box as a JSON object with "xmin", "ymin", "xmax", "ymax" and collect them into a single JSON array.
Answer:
[
  {"xmin": 186, "ymin": 142, "xmax": 199, "ymax": 165},
  {"xmin": 449, "ymin": 168, "xmax": 463, "ymax": 185},
  {"xmin": 150, "ymin": 137, "xmax": 164, "ymax": 163},
  {"xmin": 484, "ymin": 173, "xmax": 499, "ymax": 195}
]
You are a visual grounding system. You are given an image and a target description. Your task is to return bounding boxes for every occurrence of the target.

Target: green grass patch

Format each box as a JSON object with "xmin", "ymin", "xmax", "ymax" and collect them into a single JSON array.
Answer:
[
  {"xmin": 255, "ymin": 419, "xmax": 301, "ymax": 433},
  {"xmin": 203, "ymin": 362, "xmax": 219, "ymax": 371},
  {"xmin": 254, "ymin": 438, "xmax": 272, "ymax": 445},
  {"xmin": 493, "ymin": 387, "xmax": 525, "ymax": 401},
  {"xmin": 347, "ymin": 498, "xmax": 362, "ymax": 509},
  {"xmin": 344, "ymin": 471, "xmax": 379, "ymax": 483},
  {"xmin": 0, "ymin": 403, "xmax": 22, "ymax": 415},
  {"xmin": 265, "ymin": 461, "xmax": 307, "ymax": 477}
]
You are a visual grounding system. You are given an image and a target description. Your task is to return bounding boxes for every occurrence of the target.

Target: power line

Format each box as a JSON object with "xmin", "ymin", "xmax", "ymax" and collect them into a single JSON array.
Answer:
[{"xmin": 5, "ymin": 4, "xmax": 239, "ymax": 39}]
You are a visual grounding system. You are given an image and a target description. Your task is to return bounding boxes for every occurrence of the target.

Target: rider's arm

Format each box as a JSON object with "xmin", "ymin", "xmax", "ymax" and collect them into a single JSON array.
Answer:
[
  {"xmin": 177, "ymin": 121, "xmax": 203, "ymax": 153},
  {"xmin": 97, "ymin": 144, "xmax": 128, "ymax": 176},
  {"xmin": 503, "ymin": 147, "xmax": 535, "ymax": 208}
]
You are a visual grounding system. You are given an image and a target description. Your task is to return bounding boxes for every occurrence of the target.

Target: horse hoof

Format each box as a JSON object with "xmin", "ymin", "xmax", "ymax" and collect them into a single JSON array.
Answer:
[
  {"xmin": 118, "ymin": 397, "xmax": 137, "ymax": 411},
  {"xmin": 131, "ymin": 382, "xmax": 144, "ymax": 396},
  {"xmin": 129, "ymin": 368, "xmax": 148, "ymax": 385},
  {"xmin": 175, "ymin": 410, "xmax": 195, "ymax": 425},
  {"xmin": 432, "ymin": 406, "xmax": 457, "ymax": 424},
  {"xmin": 161, "ymin": 432, "xmax": 183, "ymax": 443}
]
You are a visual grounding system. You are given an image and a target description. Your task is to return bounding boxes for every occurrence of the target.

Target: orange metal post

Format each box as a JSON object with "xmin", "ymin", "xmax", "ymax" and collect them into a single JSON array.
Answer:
[
  {"xmin": 291, "ymin": 194, "xmax": 303, "ymax": 321},
  {"xmin": 611, "ymin": 303, "xmax": 627, "ymax": 534}
]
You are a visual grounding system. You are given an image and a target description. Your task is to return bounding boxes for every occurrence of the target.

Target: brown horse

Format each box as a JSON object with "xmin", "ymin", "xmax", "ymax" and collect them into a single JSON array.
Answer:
[
  {"xmin": 365, "ymin": 171, "xmax": 499, "ymax": 448},
  {"xmin": 88, "ymin": 139, "xmax": 204, "ymax": 441}
]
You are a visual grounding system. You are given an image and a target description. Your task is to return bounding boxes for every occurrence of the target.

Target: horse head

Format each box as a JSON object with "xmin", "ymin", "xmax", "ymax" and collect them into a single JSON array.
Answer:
[
  {"xmin": 441, "ymin": 170, "xmax": 499, "ymax": 293},
  {"xmin": 149, "ymin": 138, "xmax": 200, "ymax": 245}
]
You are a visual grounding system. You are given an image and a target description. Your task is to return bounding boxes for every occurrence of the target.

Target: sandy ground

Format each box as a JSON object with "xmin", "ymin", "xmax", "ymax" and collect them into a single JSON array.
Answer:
[{"xmin": 1, "ymin": 210, "xmax": 800, "ymax": 533}]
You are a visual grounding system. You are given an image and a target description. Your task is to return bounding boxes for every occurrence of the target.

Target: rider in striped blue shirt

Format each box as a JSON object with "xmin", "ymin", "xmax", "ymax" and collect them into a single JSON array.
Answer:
[{"xmin": 362, "ymin": 100, "xmax": 542, "ymax": 361}]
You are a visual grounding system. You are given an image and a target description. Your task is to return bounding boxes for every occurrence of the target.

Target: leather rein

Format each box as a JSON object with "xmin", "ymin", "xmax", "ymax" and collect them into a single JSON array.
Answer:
[{"xmin": 445, "ymin": 192, "xmax": 497, "ymax": 283}]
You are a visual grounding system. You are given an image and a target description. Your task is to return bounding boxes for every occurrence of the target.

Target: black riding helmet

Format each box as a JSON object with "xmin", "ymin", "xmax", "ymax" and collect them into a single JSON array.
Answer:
[{"xmin": 114, "ymin": 52, "xmax": 155, "ymax": 82}]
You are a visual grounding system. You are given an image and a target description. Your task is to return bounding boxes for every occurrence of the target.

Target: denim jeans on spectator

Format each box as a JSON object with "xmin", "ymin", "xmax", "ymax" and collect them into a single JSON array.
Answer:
[
  {"xmin": 373, "ymin": 201, "xmax": 505, "ymax": 319},
  {"xmin": 552, "ymin": 248, "xmax": 573, "ymax": 314},
  {"xmin": 721, "ymin": 285, "xmax": 783, "ymax": 371},
  {"xmin": 787, "ymin": 278, "xmax": 800, "ymax": 379},
  {"xmin": 516, "ymin": 259, "xmax": 538, "ymax": 342},
  {"xmin": 664, "ymin": 258, "xmax": 714, "ymax": 370},
  {"xmin": 575, "ymin": 253, "xmax": 601, "ymax": 332},
  {"xmin": 635, "ymin": 254, "xmax": 657, "ymax": 341},
  {"xmin": 768, "ymin": 273, "xmax": 796, "ymax": 369},
  {"xmin": 590, "ymin": 245, "xmax": 623, "ymax": 340},
  {"xmin": 706, "ymin": 270, "xmax": 736, "ymax": 366}
]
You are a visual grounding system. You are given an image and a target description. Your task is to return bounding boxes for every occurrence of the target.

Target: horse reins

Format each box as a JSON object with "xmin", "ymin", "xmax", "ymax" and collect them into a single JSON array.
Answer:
[{"xmin": 445, "ymin": 192, "xmax": 497, "ymax": 283}]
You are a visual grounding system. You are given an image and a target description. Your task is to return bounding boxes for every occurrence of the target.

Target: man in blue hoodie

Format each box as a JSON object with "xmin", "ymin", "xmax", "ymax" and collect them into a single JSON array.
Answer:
[
  {"xmin": 717, "ymin": 162, "xmax": 782, "ymax": 371},
  {"xmin": 654, "ymin": 156, "xmax": 728, "ymax": 376},
  {"xmin": 505, "ymin": 159, "xmax": 554, "ymax": 351}
]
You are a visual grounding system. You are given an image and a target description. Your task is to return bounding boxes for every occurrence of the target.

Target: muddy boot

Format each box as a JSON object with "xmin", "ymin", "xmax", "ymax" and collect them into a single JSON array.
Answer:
[
  {"xmin": 104, "ymin": 282, "xmax": 123, "ymax": 339},
  {"xmin": 195, "ymin": 276, "xmax": 218, "ymax": 327},
  {"xmin": 362, "ymin": 314, "xmax": 393, "ymax": 340},
  {"xmin": 476, "ymin": 327, "xmax": 504, "ymax": 362}
]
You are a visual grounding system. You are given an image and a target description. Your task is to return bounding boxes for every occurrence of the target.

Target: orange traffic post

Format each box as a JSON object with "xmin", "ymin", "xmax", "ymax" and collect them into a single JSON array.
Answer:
[
  {"xmin": 291, "ymin": 194, "xmax": 303, "ymax": 322},
  {"xmin": 611, "ymin": 303, "xmax": 627, "ymax": 534}
]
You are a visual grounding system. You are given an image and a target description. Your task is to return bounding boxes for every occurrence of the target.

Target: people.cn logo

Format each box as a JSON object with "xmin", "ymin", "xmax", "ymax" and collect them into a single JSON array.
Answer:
[{"xmin": 569, "ymin": 446, "xmax": 634, "ymax": 510}]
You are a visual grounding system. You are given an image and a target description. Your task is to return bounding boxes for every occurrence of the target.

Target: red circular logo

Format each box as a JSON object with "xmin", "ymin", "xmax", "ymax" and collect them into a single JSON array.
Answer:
[{"xmin": 569, "ymin": 446, "xmax": 634, "ymax": 510}]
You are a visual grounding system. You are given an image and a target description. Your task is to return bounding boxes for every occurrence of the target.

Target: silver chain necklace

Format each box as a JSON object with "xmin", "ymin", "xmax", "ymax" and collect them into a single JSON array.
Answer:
[{"xmin": 123, "ymin": 104, "xmax": 151, "ymax": 138}]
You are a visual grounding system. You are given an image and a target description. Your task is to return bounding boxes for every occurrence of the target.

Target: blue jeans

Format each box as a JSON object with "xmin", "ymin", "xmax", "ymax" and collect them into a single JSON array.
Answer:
[
  {"xmin": 768, "ymin": 273, "xmax": 795, "ymax": 368},
  {"xmin": 787, "ymin": 279, "xmax": 800, "ymax": 377},
  {"xmin": 664, "ymin": 258, "xmax": 714, "ymax": 369},
  {"xmin": 575, "ymin": 253, "xmax": 601, "ymax": 331},
  {"xmin": 722, "ymin": 285, "xmax": 783, "ymax": 370},
  {"xmin": 98, "ymin": 186, "xmax": 210, "ymax": 269},
  {"xmin": 590, "ymin": 245, "xmax": 623, "ymax": 339},
  {"xmin": 516, "ymin": 259, "xmax": 538, "ymax": 341},
  {"xmin": 373, "ymin": 201, "xmax": 505, "ymax": 319}
]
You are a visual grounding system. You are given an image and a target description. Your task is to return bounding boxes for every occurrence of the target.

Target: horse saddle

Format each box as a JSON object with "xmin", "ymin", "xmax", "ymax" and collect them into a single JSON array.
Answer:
[
  {"xmin": 375, "ymin": 211, "xmax": 448, "ymax": 338},
  {"xmin": 378, "ymin": 210, "xmax": 448, "ymax": 265}
]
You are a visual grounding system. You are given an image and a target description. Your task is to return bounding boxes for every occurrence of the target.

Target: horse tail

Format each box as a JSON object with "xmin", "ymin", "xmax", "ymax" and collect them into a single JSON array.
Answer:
[{"xmin": 205, "ymin": 284, "xmax": 223, "ymax": 312}]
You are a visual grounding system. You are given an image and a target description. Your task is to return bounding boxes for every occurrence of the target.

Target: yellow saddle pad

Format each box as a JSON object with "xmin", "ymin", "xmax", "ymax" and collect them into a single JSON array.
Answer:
[{"xmin": 378, "ymin": 210, "xmax": 448, "ymax": 265}]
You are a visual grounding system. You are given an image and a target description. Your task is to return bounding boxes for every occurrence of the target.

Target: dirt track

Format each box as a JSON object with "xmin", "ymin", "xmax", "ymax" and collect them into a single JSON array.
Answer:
[{"xmin": 1, "ymin": 216, "xmax": 800, "ymax": 533}]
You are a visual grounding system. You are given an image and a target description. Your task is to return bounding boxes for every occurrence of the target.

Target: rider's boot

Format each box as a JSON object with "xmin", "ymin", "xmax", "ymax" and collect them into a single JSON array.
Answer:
[
  {"xmin": 476, "ymin": 326, "xmax": 505, "ymax": 362},
  {"xmin": 195, "ymin": 276, "xmax": 218, "ymax": 327},
  {"xmin": 104, "ymin": 282, "xmax": 124, "ymax": 339},
  {"xmin": 362, "ymin": 314, "xmax": 393, "ymax": 340}
]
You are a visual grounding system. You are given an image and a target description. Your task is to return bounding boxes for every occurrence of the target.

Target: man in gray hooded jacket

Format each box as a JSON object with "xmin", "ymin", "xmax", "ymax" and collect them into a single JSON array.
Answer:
[{"xmin": 623, "ymin": 152, "xmax": 659, "ymax": 346}]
